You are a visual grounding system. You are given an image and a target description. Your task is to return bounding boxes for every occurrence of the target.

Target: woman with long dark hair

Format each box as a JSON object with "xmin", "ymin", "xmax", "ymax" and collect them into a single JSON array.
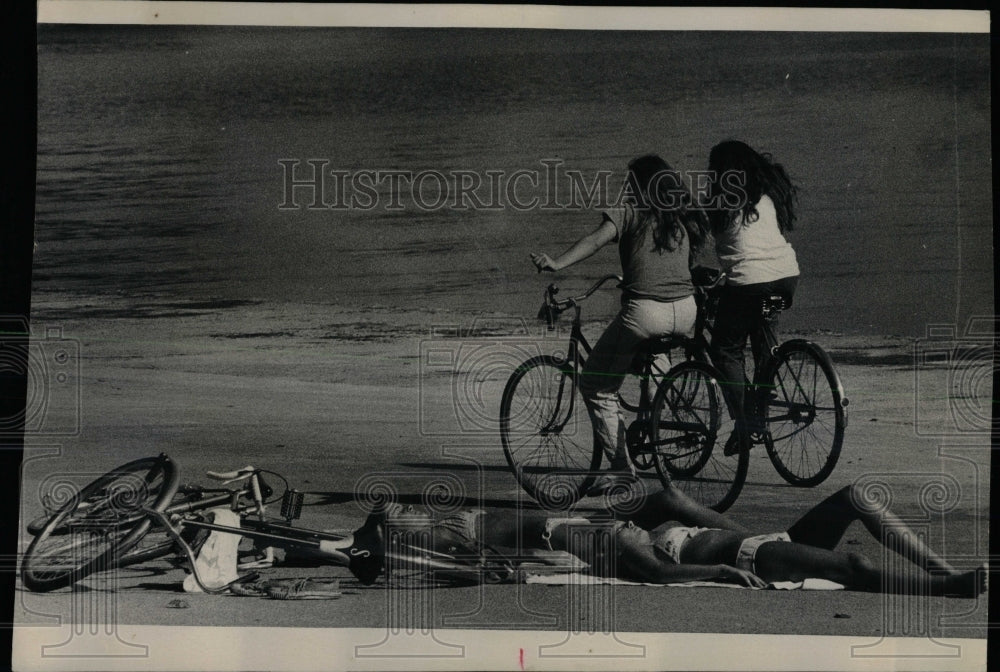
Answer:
[
  {"xmin": 705, "ymin": 141, "xmax": 800, "ymax": 453},
  {"xmin": 530, "ymin": 154, "xmax": 708, "ymax": 494}
]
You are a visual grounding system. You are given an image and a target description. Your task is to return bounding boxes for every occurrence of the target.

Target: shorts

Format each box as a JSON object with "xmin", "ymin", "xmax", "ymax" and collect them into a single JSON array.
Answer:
[
  {"xmin": 433, "ymin": 509, "xmax": 487, "ymax": 547},
  {"xmin": 384, "ymin": 506, "xmax": 486, "ymax": 551},
  {"xmin": 735, "ymin": 531, "xmax": 791, "ymax": 574}
]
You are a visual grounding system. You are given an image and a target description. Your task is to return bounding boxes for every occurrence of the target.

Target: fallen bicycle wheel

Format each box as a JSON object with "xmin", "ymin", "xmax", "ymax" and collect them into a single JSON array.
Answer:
[{"xmin": 21, "ymin": 455, "xmax": 180, "ymax": 592}]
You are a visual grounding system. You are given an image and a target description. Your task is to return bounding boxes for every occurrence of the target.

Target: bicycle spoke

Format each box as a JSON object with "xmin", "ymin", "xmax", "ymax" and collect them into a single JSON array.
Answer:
[
  {"xmin": 764, "ymin": 346, "xmax": 845, "ymax": 486},
  {"xmin": 501, "ymin": 357, "xmax": 599, "ymax": 504},
  {"xmin": 23, "ymin": 455, "xmax": 180, "ymax": 592},
  {"xmin": 648, "ymin": 362, "xmax": 742, "ymax": 511}
]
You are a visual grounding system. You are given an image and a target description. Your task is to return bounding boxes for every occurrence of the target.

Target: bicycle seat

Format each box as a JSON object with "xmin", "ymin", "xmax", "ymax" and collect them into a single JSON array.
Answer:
[
  {"xmin": 691, "ymin": 266, "xmax": 722, "ymax": 287},
  {"xmin": 347, "ymin": 510, "xmax": 388, "ymax": 585},
  {"xmin": 630, "ymin": 335, "xmax": 695, "ymax": 373},
  {"xmin": 205, "ymin": 467, "xmax": 255, "ymax": 484},
  {"xmin": 641, "ymin": 334, "xmax": 691, "ymax": 355},
  {"xmin": 761, "ymin": 295, "xmax": 790, "ymax": 318}
]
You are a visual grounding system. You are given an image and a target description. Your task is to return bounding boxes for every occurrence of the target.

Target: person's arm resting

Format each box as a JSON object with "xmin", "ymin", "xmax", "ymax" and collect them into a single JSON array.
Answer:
[
  {"xmin": 626, "ymin": 560, "xmax": 766, "ymax": 588},
  {"xmin": 617, "ymin": 538, "xmax": 765, "ymax": 587},
  {"xmin": 531, "ymin": 218, "xmax": 617, "ymax": 272}
]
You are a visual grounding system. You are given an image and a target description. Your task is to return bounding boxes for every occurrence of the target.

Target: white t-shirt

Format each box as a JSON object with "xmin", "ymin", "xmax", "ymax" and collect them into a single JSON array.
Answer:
[{"xmin": 715, "ymin": 195, "xmax": 799, "ymax": 286}]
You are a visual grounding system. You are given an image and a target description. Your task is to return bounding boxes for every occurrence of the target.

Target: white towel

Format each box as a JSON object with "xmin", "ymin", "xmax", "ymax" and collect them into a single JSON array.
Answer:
[
  {"xmin": 524, "ymin": 573, "xmax": 844, "ymax": 591},
  {"xmin": 182, "ymin": 508, "xmax": 243, "ymax": 592}
]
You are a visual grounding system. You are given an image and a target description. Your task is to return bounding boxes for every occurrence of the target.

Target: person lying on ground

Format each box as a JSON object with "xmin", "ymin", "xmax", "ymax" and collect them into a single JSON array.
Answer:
[{"xmin": 331, "ymin": 483, "xmax": 986, "ymax": 597}]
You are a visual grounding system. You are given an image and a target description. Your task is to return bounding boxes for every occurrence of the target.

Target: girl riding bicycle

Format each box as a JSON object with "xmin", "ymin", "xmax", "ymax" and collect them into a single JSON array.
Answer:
[
  {"xmin": 705, "ymin": 141, "xmax": 800, "ymax": 452},
  {"xmin": 531, "ymin": 154, "xmax": 708, "ymax": 494}
]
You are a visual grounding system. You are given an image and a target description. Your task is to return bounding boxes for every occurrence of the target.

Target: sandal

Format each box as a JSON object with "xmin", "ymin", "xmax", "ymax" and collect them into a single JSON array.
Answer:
[{"xmin": 265, "ymin": 578, "xmax": 343, "ymax": 600}]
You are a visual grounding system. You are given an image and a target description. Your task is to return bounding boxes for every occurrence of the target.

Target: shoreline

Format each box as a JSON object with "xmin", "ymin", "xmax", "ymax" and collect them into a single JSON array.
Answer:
[{"xmin": 28, "ymin": 289, "xmax": 937, "ymax": 363}]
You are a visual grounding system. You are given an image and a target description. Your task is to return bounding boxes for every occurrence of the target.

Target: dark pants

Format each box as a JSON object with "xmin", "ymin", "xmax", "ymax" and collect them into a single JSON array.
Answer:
[{"xmin": 711, "ymin": 275, "xmax": 798, "ymax": 429}]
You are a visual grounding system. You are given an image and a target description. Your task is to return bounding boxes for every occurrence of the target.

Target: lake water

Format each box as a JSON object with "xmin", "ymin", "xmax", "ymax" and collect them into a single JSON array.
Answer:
[{"xmin": 34, "ymin": 25, "xmax": 992, "ymax": 337}]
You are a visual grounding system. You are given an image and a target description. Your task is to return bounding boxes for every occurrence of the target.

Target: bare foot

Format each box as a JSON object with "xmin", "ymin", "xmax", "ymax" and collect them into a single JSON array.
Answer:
[{"xmin": 944, "ymin": 563, "xmax": 988, "ymax": 598}]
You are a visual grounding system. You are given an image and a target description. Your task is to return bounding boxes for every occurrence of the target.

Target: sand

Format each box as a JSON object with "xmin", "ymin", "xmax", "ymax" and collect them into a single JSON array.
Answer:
[
  {"xmin": 16, "ymin": 24, "xmax": 992, "ymax": 669},
  {"xmin": 15, "ymin": 296, "xmax": 990, "ymax": 641}
]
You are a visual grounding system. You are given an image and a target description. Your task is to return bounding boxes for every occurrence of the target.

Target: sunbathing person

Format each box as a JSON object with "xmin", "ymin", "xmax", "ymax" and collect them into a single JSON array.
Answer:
[{"xmin": 333, "ymin": 483, "xmax": 986, "ymax": 598}]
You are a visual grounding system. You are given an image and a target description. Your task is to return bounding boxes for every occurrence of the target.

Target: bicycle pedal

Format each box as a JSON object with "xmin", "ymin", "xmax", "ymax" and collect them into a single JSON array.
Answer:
[{"xmin": 280, "ymin": 489, "xmax": 304, "ymax": 521}]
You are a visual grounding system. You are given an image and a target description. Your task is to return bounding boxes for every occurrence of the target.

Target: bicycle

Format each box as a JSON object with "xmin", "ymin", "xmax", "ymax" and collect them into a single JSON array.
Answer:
[
  {"xmin": 21, "ymin": 454, "xmax": 577, "ymax": 593},
  {"xmin": 499, "ymin": 274, "xmax": 746, "ymax": 512},
  {"xmin": 657, "ymin": 267, "xmax": 850, "ymax": 487},
  {"xmin": 21, "ymin": 454, "xmax": 299, "ymax": 592}
]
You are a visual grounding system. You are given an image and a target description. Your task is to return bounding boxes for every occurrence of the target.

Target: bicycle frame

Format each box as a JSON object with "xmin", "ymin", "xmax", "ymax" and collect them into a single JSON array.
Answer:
[
  {"xmin": 143, "ymin": 506, "xmax": 357, "ymax": 593},
  {"xmin": 144, "ymin": 503, "xmax": 532, "ymax": 592},
  {"xmin": 539, "ymin": 275, "xmax": 717, "ymax": 460},
  {"xmin": 699, "ymin": 286, "xmax": 849, "ymax": 437},
  {"xmin": 138, "ymin": 464, "xmax": 531, "ymax": 592}
]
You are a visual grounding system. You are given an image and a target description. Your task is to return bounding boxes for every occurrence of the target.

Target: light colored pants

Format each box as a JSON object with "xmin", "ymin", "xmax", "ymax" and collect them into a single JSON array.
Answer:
[{"xmin": 579, "ymin": 296, "xmax": 697, "ymax": 462}]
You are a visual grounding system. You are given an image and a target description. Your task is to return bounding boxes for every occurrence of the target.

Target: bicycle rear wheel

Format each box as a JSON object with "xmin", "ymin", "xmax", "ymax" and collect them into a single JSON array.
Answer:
[
  {"xmin": 761, "ymin": 340, "xmax": 847, "ymax": 487},
  {"xmin": 27, "ymin": 486, "xmax": 227, "ymax": 568},
  {"xmin": 21, "ymin": 455, "xmax": 180, "ymax": 592},
  {"xmin": 649, "ymin": 361, "xmax": 747, "ymax": 512},
  {"xmin": 500, "ymin": 355, "xmax": 599, "ymax": 509}
]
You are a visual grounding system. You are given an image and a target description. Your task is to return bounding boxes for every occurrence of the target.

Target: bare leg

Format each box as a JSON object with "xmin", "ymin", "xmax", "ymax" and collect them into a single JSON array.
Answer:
[
  {"xmin": 786, "ymin": 485, "xmax": 958, "ymax": 575},
  {"xmin": 754, "ymin": 541, "xmax": 985, "ymax": 597},
  {"xmin": 620, "ymin": 485, "xmax": 750, "ymax": 534}
]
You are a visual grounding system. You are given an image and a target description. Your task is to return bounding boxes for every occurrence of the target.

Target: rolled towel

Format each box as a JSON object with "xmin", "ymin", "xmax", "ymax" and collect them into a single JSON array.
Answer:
[{"xmin": 182, "ymin": 508, "xmax": 243, "ymax": 593}]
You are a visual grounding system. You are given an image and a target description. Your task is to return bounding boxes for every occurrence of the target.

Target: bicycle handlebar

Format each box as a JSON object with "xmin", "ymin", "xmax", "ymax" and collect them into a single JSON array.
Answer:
[
  {"xmin": 538, "ymin": 274, "xmax": 622, "ymax": 329},
  {"xmin": 549, "ymin": 273, "xmax": 622, "ymax": 309}
]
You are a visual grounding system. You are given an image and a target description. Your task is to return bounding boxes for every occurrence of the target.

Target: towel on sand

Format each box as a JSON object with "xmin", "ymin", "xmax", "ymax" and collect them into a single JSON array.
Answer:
[{"xmin": 524, "ymin": 573, "xmax": 844, "ymax": 591}]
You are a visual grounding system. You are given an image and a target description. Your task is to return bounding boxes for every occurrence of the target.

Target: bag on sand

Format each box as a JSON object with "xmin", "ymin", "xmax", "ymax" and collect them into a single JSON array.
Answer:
[{"xmin": 182, "ymin": 508, "xmax": 243, "ymax": 592}]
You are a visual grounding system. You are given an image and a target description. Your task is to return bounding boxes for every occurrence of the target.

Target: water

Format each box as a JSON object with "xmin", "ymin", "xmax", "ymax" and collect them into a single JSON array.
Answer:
[{"xmin": 34, "ymin": 26, "xmax": 992, "ymax": 336}]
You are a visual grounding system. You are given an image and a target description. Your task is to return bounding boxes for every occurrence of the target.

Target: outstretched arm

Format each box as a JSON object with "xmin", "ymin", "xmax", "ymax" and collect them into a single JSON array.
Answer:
[
  {"xmin": 531, "ymin": 218, "xmax": 617, "ymax": 272},
  {"xmin": 617, "ymin": 539, "xmax": 764, "ymax": 587}
]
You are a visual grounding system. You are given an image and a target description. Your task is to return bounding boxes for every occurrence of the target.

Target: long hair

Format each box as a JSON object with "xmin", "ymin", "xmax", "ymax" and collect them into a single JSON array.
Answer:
[
  {"xmin": 707, "ymin": 140, "xmax": 797, "ymax": 235},
  {"xmin": 626, "ymin": 154, "xmax": 708, "ymax": 255}
]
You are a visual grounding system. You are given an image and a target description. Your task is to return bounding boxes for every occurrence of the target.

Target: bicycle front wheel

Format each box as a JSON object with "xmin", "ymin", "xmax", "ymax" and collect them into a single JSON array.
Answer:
[
  {"xmin": 650, "ymin": 361, "xmax": 747, "ymax": 512},
  {"xmin": 761, "ymin": 340, "xmax": 847, "ymax": 487},
  {"xmin": 500, "ymin": 355, "xmax": 599, "ymax": 509},
  {"xmin": 21, "ymin": 455, "xmax": 180, "ymax": 592}
]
